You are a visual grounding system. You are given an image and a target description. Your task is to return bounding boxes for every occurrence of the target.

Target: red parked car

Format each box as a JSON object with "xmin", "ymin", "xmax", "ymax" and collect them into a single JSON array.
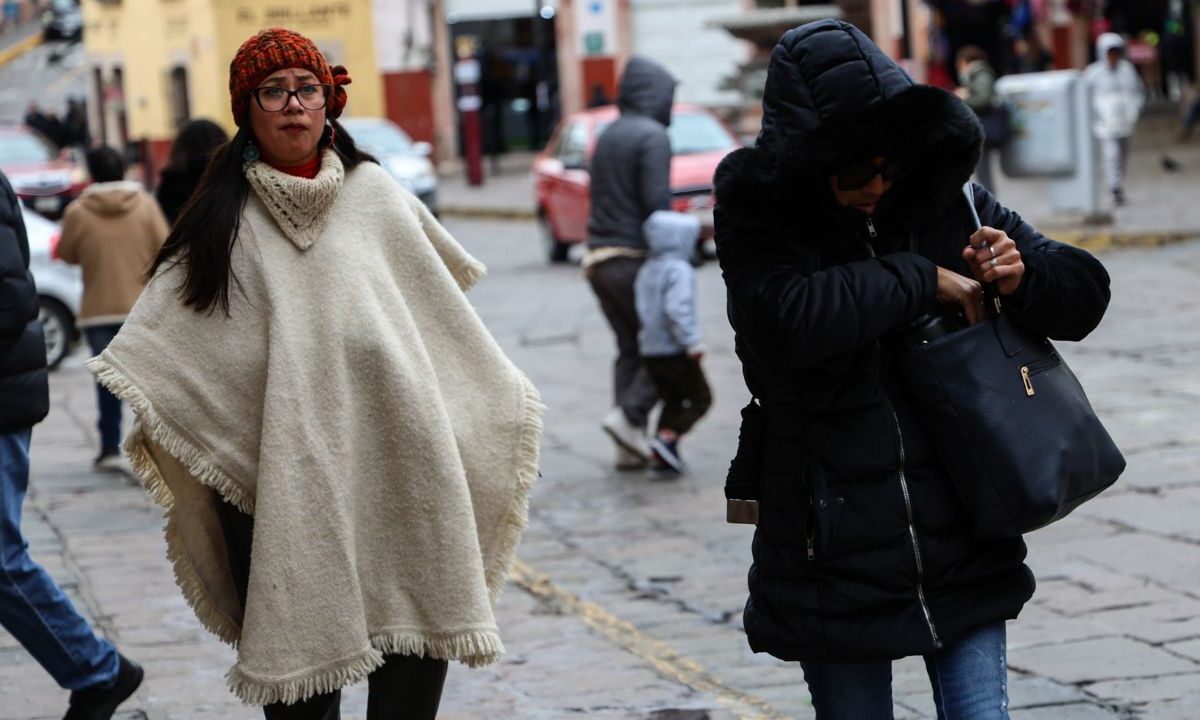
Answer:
[
  {"xmin": 533, "ymin": 103, "xmax": 738, "ymax": 263},
  {"xmin": 0, "ymin": 125, "xmax": 89, "ymax": 220}
]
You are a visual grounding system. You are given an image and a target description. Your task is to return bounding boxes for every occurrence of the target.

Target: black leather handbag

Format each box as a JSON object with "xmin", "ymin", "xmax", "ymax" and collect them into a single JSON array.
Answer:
[{"xmin": 895, "ymin": 186, "xmax": 1125, "ymax": 538}]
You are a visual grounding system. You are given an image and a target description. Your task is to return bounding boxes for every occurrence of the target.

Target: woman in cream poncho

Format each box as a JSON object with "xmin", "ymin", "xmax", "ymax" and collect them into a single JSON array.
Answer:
[{"xmin": 88, "ymin": 28, "xmax": 543, "ymax": 718}]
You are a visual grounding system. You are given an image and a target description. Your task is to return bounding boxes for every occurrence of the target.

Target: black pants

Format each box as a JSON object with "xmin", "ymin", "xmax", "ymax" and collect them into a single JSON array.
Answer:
[
  {"xmin": 217, "ymin": 503, "xmax": 448, "ymax": 720},
  {"xmin": 586, "ymin": 256, "xmax": 659, "ymax": 428},
  {"xmin": 643, "ymin": 354, "xmax": 712, "ymax": 436}
]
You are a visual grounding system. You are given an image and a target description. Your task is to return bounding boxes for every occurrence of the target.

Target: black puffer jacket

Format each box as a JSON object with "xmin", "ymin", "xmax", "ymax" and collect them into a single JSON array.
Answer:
[
  {"xmin": 0, "ymin": 172, "xmax": 50, "ymax": 433},
  {"xmin": 587, "ymin": 56, "xmax": 676, "ymax": 250},
  {"xmin": 714, "ymin": 21, "xmax": 1112, "ymax": 663}
]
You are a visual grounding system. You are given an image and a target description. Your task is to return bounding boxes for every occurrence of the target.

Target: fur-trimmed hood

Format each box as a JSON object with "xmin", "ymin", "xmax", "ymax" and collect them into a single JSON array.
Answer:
[{"xmin": 715, "ymin": 20, "xmax": 983, "ymax": 236}]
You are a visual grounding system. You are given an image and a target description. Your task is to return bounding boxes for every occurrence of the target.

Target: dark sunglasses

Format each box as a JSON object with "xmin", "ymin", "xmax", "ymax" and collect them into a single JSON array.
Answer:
[{"xmin": 834, "ymin": 158, "xmax": 909, "ymax": 191}]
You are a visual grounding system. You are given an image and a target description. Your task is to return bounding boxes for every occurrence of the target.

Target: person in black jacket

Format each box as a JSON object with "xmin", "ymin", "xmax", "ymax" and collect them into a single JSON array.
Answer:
[
  {"xmin": 0, "ymin": 171, "xmax": 144, "ymax": 718},
  {"xmin": 714, "ymin": 21, "xmax": 1111, "ymax": 718},
  {"xmin": 585, "ymin": 56, "xmax": 676, "ymax": 469},
  {"xmin": 156, "ymin": 119, "xmax": 229, "ymax": 225}
]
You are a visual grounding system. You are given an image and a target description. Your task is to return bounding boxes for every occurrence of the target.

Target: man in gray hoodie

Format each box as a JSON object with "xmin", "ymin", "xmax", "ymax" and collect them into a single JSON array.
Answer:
[{"xmin": 583, "ymin": 56, "xmax": 676, "ymax": 469}]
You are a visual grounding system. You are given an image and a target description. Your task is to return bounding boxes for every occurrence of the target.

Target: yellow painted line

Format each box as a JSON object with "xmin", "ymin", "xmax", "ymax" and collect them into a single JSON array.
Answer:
[
  {"xmin": 0, "ymin": 31, "xmax": 43, "ymax": 69},
  {"xmin": 510, "ymin": 560, "xmax": 795, "ymax": 720}
]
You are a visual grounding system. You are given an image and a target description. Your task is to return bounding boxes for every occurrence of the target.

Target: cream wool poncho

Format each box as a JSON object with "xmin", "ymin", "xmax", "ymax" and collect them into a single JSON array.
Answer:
[{"xmin": 88, "ymin": 150, "xmax": 543, "ymax": 704}]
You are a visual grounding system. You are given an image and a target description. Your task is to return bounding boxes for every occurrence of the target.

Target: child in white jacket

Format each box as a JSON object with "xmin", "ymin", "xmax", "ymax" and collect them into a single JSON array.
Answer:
[
  {"xmin": 1084, "ymin": 33, "xmax": 1145, "ymax": 206},
  {"xmin": 635, "ymin": 211, "xmax": 712, "ymax": 474}
]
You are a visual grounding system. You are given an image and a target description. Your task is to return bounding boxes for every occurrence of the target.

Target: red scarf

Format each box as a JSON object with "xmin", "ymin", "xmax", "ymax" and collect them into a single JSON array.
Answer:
[{"xmin": 267, "ymin": 155, "xmax": 321, "ymax": 179}]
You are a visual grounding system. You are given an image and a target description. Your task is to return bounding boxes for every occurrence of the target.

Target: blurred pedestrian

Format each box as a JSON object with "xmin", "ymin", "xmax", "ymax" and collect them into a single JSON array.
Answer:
[
  {"xmin": 57, "ymin": 147, "xmax": 168, "ymax": 471},
  {"xmin": 1012, "ymin": 32, "xmax": 1053, "ymax": 74},
  {"xmin": 0, "ymin": 169, "xmax": 144, "ymax": 720},
  {"xmin": 64, "ymin": 97, "xmax": 90, "ymax": 149},
  {"xmin": 24, "ymin": 103, "xmax": 69, "ymax": 149},
  {"xmin": 584, "ymin": 55, "xmax": 675, "ymax": 470},
  {"xmin": 955, "ymin": 45, "xmax": 1002, "ymax": 193},
  {"xmin": 1, "ymin": 0, "xmax": 19, "ymax": 33},
  {"xmin": 87, "ymin": 28, "xmax": 542, "ymax": 717},
  {"xmin": 1180, "ymin": 94, "xmax": 1200, "ymax": 141},
  {"xmin": 588, "ymin": 83, "xmax": 612, "ymax": 108},
  {"xmin": 635, "ymin": 210, "xmax": 711, "ymax": 475},
  {"xmin": 714, "ymin": 20, "xmax": 1112, "ymax": 717},
  {"xmin": 1084, "ymin": 33, "xmax": 1145, "ymax": 206},
  {"xmin": 155, "ymin": 119, "xmax": 229, "ymax": 224}
]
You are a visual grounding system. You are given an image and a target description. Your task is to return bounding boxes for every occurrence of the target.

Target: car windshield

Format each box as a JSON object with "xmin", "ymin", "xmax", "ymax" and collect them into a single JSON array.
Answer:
[
  {"xmin": 52, "ymin": 0, "xmax": 75, "ymax": 11},
  {"xmin": 594, "ymin": 112, "xmax": 735, "ymax": 157},
  {"xmin": 0, "ymin": 134, "xmax": 54, "ymax": 164},
  {"xmin": 343, "ymin": 122, "xmax": 414, "ymax": 156},
  {"xmin": 668, "ymin": 113, "xmax": 736, "ymax": 155}
]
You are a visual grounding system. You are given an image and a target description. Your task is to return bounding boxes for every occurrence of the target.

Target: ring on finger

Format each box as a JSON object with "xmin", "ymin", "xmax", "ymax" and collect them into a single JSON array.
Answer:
[
  {"xmin": 989, "ymin": 258, "xmax": 999, "ymax": 268},
  {"xmin": 989, "ymin": 246, "xmax": 996, "ymax": 260}
]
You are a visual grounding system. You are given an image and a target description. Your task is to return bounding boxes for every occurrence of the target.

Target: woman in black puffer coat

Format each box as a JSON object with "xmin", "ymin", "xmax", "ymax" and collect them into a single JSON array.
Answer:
[{"xmin": 715, "ymin": 21, "xmax": 1111, "ymax": 719}]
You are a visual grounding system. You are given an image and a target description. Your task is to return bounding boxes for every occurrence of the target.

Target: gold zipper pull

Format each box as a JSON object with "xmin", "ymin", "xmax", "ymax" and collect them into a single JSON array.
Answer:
[{"xmin": 1021, "ymin": 366, "xmax": 1035, "ymax": 396}]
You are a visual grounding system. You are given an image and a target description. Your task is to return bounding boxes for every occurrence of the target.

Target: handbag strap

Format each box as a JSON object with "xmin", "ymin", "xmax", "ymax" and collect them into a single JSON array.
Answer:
[{"xmin": 962, "ymin": 183, "xmax": 1004, "ymax": 318}]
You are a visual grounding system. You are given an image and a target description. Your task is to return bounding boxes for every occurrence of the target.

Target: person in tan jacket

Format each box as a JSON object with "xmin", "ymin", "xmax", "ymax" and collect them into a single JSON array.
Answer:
[{"xmin": 57, "ymin": 146, "xmax": 168, "ymax": 471}]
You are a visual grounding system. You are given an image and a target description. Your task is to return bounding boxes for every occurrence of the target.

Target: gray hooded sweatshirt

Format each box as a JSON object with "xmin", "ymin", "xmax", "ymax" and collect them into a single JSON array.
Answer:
[
  {"xmin": 635, "ymin": 210, "xmax": 702, "ymax": 356},
  {"xmin": 587, "ymin": 56, "xmax": 677, "ymax": 250}
]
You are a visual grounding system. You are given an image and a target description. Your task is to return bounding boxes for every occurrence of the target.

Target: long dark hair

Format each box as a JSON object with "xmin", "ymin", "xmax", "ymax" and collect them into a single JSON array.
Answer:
[{"xmin": 149, "ymin": 116, "xmax": 377, "ymax": 315}]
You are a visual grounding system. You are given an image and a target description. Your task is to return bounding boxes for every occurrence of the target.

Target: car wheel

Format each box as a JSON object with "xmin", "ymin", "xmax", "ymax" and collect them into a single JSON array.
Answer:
[
  {"xmin": 539, "ymin": 213, "xmax": 571, "ymax": 264},
  {"xmin": 38, "ymin": 298, "xmax": 73, "ymax": 370}
]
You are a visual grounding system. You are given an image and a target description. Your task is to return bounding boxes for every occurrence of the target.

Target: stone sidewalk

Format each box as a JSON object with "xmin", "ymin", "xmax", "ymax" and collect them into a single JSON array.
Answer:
[{"xmin": 3, "ymin": 218, "xmax": 1200, "ymax": 719}]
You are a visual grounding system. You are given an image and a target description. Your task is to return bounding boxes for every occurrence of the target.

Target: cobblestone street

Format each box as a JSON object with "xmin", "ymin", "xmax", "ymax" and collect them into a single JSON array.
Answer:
[{"xmin": 2, "ymin": 217, "xmax": 1199, "ymax": 719}]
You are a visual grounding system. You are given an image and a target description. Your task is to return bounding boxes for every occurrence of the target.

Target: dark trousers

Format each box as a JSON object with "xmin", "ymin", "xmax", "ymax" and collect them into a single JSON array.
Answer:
[
  {"xmin": 586, "ymin": 257, "xmax": 659, "ymax": 428},
  {"xmin": 84, "ymin": 324, "xmax": 123, "ymax": 454},
  {"xmin": 643, "ymin": 354, "xmax": 712, "ymax": 436},
  {"xmin": 217, "ymin": 504, "xmax": 448, "ymax": 720}
]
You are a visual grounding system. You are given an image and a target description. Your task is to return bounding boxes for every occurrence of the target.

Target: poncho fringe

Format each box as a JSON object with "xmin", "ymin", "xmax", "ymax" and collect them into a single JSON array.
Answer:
[{"xmin": 92, "ymin": 352, "xmax": 544, "ymax": 703}]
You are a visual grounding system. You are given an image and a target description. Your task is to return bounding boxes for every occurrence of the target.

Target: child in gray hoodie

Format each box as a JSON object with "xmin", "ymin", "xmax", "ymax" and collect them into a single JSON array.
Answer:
[{"xmin": 635, "ymin": 211, "xmax": 713, "ymax": 474}]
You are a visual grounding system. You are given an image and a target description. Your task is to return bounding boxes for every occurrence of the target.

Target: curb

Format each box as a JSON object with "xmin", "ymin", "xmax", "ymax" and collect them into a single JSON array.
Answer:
[
  {"xmin": 1055, "ymin": 229, "xmax": 1199, "ymax": 252},
  {"xmin": 440, "ymin": 205, "xmax": 538, "ymax": 221},
  {"xmin": 0, "ymin": 30, "xmax": 43, "ymax": 69}
]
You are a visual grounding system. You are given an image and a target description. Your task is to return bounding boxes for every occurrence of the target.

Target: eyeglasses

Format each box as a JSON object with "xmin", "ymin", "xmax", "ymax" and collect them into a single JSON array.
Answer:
[
  {"xmin": 834, "ymin": 158, "xmax": 908, "ymax": 191},
  {"xmin": 251, "ymin": 84, "xmax": 331, "ymax": 113}
]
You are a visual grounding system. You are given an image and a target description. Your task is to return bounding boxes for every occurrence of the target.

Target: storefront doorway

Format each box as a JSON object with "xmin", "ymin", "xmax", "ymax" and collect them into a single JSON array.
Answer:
[{"xmin": 449, "ymin": 11, "xmax": 560, "ymax": 158}]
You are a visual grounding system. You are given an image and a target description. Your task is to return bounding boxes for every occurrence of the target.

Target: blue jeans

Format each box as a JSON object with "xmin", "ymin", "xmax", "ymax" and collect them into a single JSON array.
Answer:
[
  {"xmin": 85, "ymin": 324, "xmax": 123, "ymax": 454},
  {"xmin": 0, "ymin": 429, "xmax": 119, "ymax": 690},
  {"xmin": 801, "ymin": 622, "xmax": 1009, "ymax": 720}
]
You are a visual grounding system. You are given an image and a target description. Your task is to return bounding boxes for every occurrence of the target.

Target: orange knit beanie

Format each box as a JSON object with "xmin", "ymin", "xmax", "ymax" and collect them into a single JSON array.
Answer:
[{"xmin": 228, "ymin": 27, "xmax": 352, "ymax": 127}]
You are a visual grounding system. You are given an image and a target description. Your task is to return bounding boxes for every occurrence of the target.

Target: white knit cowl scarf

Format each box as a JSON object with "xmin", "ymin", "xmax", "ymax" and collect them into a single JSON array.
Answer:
[{"xmin": 88, "ymin": 151, "xmax": 543, "ymax": 705}]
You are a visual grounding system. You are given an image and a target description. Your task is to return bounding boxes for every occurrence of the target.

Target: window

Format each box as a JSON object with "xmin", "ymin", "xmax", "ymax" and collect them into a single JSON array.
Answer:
[
  {"xmin": 556, "ymin": 121, "xmax": 589, "ymax": 167},
  {"xmin": 593, "ymin": 112, "xmax": 736, "ymax": 157},
  {"xmin": 667, "ymin": 113, "xmax": 737, "ymax": 155},
  {"xmin": 0, "ymin": 133, "xmax": 54, "ymax": 163},
  {"xmin": 169, "ymin": 67, "xmax": 190, "ymax": 130}
]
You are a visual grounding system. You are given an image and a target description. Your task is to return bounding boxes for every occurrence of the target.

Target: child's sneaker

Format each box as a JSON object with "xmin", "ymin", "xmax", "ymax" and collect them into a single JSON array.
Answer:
[{"xmin": 649, "ymin": 435, "xmax": 687, "ymax": 475}]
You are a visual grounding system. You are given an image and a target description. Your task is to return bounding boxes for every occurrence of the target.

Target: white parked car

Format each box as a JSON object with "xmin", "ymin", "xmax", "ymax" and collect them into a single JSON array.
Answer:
[
  {"xmin": 24, "ymin": 207, "xmax": 81, "ymax": 369},
  {"xmin": 339, "ymin": 118, "xmax": 438, "ymax": 214}
]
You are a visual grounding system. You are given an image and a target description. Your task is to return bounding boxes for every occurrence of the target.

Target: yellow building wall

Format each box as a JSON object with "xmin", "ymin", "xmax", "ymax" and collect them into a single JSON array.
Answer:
[{"xmin": 83, "ymin": 0, "xmax": 383, "ymax": 143}]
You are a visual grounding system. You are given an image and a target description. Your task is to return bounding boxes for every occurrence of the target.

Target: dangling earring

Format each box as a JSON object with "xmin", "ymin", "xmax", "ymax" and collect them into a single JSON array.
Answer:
[{"xmin": 243, "ymin": 142, "xmax": 260, "ymax": 162}]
